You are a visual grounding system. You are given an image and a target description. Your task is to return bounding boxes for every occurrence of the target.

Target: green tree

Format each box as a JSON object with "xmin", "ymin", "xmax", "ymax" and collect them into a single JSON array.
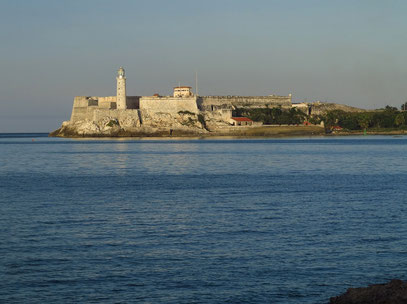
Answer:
[
  {"xmin": 341, "ymin": 115, "xmax": 359, "ymax": 130},
  {"xmin": 324, "ymin": 110, "xmax": 346, "ymax": 128},
  {"xmin": 309, "ymin": 115, "xmax": 323, "ymax": 125},
  {"xmin": 358, "ymin": 113, "xmax": 371, "ymax": 130},
  {"xmin": 395, "ymin": 113, "xmax": 405, "ymax": 127},
  {"xmin": 234, "ymin": 106, "xmax": 307, "ymax": 125},
  {"xmin": 385, "ymin": 105, "xmax": 398, "ymax": 112}
]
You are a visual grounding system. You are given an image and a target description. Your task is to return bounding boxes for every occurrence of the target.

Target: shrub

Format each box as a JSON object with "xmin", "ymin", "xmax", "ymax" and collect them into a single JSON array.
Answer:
[
  {"xmin": 106, "ymin": 119, "xmax": 119, "ymax": 127},
  {"xmin": 178, "ymin": 110, "xmax": 195, "ymax": 116}
]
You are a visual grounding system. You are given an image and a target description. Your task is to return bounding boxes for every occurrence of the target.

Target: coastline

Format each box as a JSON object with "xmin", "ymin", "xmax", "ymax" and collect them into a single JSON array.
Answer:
[
  {"xmin": 49, "ymin": 125, "xmax": 325, "ymax": 138},
  {"xmin": 48, "ymin": 125, "xmax": 407, "ymax": 139},
  {"xmin": 328, "ymin": 129, "xmax": 407, "ymax": 136}
]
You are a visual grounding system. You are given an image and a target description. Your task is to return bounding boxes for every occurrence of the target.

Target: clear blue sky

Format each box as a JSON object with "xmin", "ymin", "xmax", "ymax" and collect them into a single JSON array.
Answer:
[{"xmin": 1, "ymin": 0, "xmax": 406, "ymax": 132}]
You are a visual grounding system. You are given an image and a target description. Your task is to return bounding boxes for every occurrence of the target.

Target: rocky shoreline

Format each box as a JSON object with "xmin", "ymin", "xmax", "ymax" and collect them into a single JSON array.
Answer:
[
  {"xmin": 49, "ymin": 123, "xmax": 327, "ymax": 138},
  {"xmin": 49, "ymin": 124, "xmax": 407, "ymax": 138},
  {"xmin": 330, "ymin": 279, "xmax": 407, "ymax": 304}
]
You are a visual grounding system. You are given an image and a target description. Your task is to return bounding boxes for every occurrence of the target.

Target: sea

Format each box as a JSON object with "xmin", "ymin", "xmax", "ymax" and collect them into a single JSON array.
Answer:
[{"xmin": 1, "ymin": 133, "xmax": 407, "ymax": 303}]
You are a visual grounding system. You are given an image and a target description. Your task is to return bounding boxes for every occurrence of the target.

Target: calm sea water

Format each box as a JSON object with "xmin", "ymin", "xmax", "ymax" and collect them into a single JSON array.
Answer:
[{"xmin": 1, "ymin": 134, "xmax": 407, "ymax": 303}]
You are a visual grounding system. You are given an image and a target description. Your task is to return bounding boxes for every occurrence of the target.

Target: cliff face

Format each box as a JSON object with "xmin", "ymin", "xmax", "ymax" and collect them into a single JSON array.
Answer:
[{"xmin": 50, "ymin": 111, "xmax": 209, "ymax": 137}]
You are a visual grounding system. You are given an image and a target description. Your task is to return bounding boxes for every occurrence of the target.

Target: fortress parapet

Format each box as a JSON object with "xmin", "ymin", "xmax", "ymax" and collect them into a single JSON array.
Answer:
[
  {"xmin": 140, "ymin": 96, "xmax": 199, "ymax": 114},
  {"xmin": 198, "ymin": 95, "xmax": 292, "ymax": 111}
]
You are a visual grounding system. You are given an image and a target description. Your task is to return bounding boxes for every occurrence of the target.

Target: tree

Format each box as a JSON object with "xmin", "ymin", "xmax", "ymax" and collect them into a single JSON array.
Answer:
[
  {"xmin": 342, "ymin": 115, "xmax": 359, "ymax": 130},
  {"xmin": 395, "ymin": 113, "xmax": 405, "ymax": 127},
  {"xmin": 358, "ymin": 113, "xmax": 371, "ymax": 130},
  {"xmin": 235, "ymin": 106, "xmax": 307, "ymax": 125},
  {"xmin": 385, "ymin": 105, "xmax": 398, "ymax": 112},
  {"xmin": 324, "ymin": 110, "xmax": 346, "ymax": 128}
]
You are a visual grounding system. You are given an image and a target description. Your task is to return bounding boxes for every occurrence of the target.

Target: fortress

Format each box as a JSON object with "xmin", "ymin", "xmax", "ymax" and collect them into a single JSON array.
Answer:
[
  {"xmin": 70, "ymin": 67, "xmax": 292, "ymax": 121},
  {"xmin": 52, "ymin": 67, "xmax": 319, "ymax": 137}
]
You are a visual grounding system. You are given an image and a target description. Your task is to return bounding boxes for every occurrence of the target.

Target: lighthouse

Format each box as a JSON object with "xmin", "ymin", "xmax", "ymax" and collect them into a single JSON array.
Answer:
[{"xmin": 116, "ymin": 67, "xmax": 126, "ymax": 110}]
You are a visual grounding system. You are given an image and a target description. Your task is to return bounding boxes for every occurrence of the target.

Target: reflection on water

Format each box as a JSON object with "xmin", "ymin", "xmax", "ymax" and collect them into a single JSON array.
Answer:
[
  {"xmin": 69, "ymin": 142, "xmax": 132, "ymax": 174},
  {"xmin": 137, "ymin": 142, "xmax": 200, "ymax": 175},
  {"xmin": 69, "ymin": 141, "xmax": 203, "ymax": 175},
  {"xmin": 115, "ymin": 143, "xmax": 130, "ymax": 171}
]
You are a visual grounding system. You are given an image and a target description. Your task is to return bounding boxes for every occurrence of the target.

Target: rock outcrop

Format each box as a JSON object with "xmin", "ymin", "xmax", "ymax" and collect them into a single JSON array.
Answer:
[
  {"xmin": 50, "ymin": 111, "xmax": 208, "ymax": 137},
  {"xmin": 330, "ymin": 279, "xmax": 407, "ymax": 304}
]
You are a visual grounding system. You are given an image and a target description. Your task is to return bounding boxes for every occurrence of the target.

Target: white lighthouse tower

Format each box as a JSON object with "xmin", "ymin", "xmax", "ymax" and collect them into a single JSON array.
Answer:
[{"xmin": 116, "ymin": 67, "xmax": 126, "ymax": 110}]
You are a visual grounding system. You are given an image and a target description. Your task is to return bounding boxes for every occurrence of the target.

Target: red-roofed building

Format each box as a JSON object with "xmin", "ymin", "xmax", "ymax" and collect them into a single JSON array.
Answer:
[{"xmin": 230, "ymin": 117, "xmax": 253, "ymax": 126}]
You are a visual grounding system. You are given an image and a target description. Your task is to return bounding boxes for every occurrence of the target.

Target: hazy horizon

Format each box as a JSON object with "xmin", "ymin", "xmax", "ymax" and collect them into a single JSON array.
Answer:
[{"xmin": 1, "ymin": 0, "xmax": 406, "ymax": 132}]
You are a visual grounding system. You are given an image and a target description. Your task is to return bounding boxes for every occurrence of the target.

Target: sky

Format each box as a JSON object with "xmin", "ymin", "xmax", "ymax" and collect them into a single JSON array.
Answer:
[{"xmin": 1, "ymin": 0, "xmax": 407, "ymax": 132}]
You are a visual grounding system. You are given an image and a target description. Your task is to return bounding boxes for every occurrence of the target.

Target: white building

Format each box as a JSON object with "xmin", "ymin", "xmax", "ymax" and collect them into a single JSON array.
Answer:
[{"xmin": 173, "ymin": 86, "xmax": 193, "ymax": 97}]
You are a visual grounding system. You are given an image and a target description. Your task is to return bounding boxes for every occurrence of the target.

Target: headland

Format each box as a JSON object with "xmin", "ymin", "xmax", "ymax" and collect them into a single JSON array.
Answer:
[{"xmin": 50, "ymin": 67, "xmax": 371, "ymax": 138}]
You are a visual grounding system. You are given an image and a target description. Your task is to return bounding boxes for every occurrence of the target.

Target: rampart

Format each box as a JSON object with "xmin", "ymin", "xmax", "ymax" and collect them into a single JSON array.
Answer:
[
  {"xmin": 69, "ymin": 94, "xmax": 291, "ymax": 123},
  {"xmin": 91, "ymin": 109, "xmax": 141, "ymax": 122},
  {"xmin": 71, "ymin": 106, "xmax": 140, "ymax": 123},
  {"xmin": 70, "ymin": 96, "xmax": 140, "ymax": 122},
  {"xmin": 198, "ymin": 95, "xmax": 292, "ymax": 110},
  {"xmin": 139, "ymin": 96, "xmax": 199, "ymax": 114}
]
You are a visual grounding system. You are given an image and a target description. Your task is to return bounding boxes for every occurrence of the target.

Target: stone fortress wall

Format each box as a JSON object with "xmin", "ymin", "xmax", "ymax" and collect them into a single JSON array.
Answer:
[
  {"xmin": 70, "ymin": 94, "xmax": 292, "ymax": 123},
  {"xmin": 140, "ymin": 96, "xmax": 199, "ymax": 114},
  {"xmin": 92, "ymin": 109, "xmax": 141, "ymax": 124},
  {"xmin": 68, "ymin": 67, "xmax": 293, "ymax": 126},
  {"xmin": 198, "ymin": 95, "xmax": 292, "ymax": 111},
  {"xmin": 70, "ymin": 96, "xmax": 140, "ymax": 122}
]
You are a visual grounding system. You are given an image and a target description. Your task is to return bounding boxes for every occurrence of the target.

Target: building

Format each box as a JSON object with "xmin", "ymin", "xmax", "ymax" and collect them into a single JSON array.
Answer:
[
  {"xmin": 174, "ymin": 86, "xmax": 193, "ymax": 97},
  {"xmin": 230, "ymin": 117, "xmax": 253, "ymax": 126}
]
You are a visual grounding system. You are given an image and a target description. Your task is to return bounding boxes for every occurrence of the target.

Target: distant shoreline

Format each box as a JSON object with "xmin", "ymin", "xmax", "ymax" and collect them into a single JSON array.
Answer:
[
  {"xmin": 47, "ymin": 125, "xmax": 407, "ymax": 139},
  {"xmin": 2, "ymin": 129, "xmax": 406, "ymax": 139},
  {"xmin": 328, "ymin": 130, "xmax": 407, "ymax": 136}
]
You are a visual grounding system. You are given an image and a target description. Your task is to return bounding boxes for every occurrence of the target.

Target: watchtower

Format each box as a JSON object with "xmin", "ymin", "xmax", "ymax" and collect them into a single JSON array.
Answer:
[{"xmin": 116, "ymin": 67, "xmax": 126, "ymax": 109}]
